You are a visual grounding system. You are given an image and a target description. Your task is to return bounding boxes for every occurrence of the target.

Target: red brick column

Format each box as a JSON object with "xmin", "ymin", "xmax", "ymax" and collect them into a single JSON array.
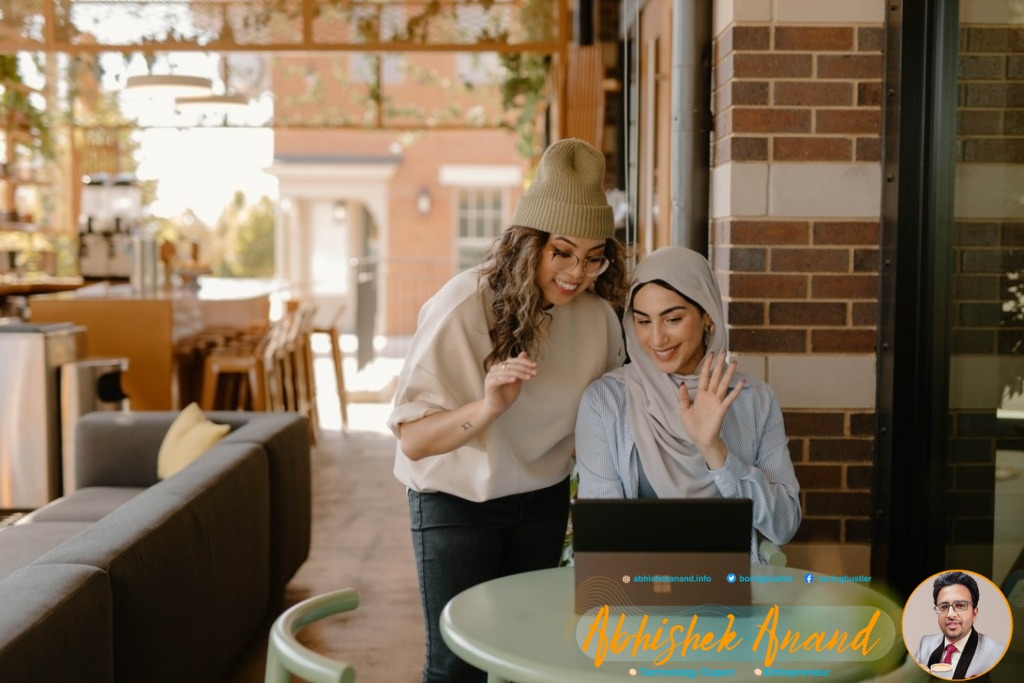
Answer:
[{"xmin": 712, "ymin": 14, "xmax": 884, "ymax": 547}]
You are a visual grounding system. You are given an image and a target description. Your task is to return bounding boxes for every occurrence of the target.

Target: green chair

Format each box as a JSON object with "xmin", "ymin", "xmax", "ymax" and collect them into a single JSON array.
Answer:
[
  {"xmin": 264, "ymin": 588, "xmax": 359, "ymax": 683},
  {"xmin": 759, "ymin": 539, "xmax": 788, "ymax": 566}
]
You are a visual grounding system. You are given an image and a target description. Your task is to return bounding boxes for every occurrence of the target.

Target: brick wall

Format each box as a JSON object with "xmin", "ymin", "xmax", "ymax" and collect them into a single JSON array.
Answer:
[
  {"xmin": 711, "ymin": 5, "xmax": 884, "ymax": 547},
  {"xmin": 714, "ymin": 25, "xmax": 883, "ymax": 165},
  {"xmin": 784, "ymin": 409, "xmax": 875, "ymax": 543},
  {"xmin": 384, "ymin": 129, "xmax": 525, "ymax": 334}
]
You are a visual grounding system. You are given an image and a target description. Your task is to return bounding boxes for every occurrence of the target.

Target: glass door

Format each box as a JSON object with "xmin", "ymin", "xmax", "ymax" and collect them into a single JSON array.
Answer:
[
  {"xmin": 879, "ymin": 2, "xmax": 1022, "ymax": 677},
  {"xmin": 949, "ymin": 1, "xmax": 1024, "ymax": 586},
  {"xmin": 948, "ymin": 7, "xmax": 1024, "ymax": 678}
]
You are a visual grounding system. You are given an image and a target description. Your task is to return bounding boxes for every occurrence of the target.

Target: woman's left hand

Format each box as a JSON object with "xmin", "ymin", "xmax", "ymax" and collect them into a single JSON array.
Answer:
[{"xmin": 678, "ymin": 351, "xmax": 745, "ymax": 469}]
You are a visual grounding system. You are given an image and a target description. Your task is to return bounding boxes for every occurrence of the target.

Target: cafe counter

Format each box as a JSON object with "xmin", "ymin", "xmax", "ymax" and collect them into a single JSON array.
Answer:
[{"xmin": 28, "ymin": 278, "xmax": 282, "ymax": 410}]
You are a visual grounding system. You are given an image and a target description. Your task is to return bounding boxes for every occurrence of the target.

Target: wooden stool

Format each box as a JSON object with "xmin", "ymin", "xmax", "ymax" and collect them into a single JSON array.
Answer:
[
  {"xmin": 198, "ymin": 325, "xmax": 277, "ymax": 411},
  {"xmin": 313, "ymin": 303, "xmax": 349, "ymax": 429},
  {"xmin": 278, "ymin": 301, "xmax": 320, "ymax": 443},
  {"xmin": 175, "ymin": 326, "xmax": 265, "ymax": 408}
]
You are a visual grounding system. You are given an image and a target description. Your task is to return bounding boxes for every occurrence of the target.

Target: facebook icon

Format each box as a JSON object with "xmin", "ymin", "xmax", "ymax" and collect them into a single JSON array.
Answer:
[{"xmin": 804, "ymin": 574, "xmax": 815, "ymax": 583}]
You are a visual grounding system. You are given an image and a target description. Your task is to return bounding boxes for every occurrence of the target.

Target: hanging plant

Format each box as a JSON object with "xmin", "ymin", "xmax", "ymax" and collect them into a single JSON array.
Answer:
[
  {"xmin": 0, "ymin": 53, "xmax": 55, "ymax": 160},
  {"xmin": 498, "ymin": 51, "xmax": 550, "ymax": 159}
]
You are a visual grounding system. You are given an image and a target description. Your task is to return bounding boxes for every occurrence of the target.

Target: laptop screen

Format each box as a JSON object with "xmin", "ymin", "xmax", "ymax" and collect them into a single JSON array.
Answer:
[{"xmin": 572, "ymin": 498, "xmax": 753, "ymax": 614}]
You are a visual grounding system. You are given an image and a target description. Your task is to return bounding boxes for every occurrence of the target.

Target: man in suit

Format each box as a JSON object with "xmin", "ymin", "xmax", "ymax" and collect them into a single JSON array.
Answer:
[{"xmin": 914, "ymin": 571, "xmax": 1007, "ymax": 679}]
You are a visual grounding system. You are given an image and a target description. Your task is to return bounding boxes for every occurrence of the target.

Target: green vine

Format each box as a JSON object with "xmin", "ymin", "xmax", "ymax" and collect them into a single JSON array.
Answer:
[
  {"xmin": 273, "ymin": 1, "xmax": 554, "ymax": 152},
  {"xmin": 498, "ymin": 51, "xmax": 550, "ymax": 159},
  {"xmin": 0, "ymin": 53, "xmax": 55, "ymax": 160}
]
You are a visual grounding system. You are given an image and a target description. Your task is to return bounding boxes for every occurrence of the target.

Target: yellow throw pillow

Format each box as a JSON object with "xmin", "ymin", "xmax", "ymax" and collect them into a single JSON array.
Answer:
[{"xmin": 156, "ymin": 403, "xmax": 231, "ymax": 479}]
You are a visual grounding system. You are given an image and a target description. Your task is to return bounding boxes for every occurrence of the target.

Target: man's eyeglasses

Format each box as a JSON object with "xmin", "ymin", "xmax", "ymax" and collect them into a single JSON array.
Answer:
[
  {"xmin": 547, "ymin": 246, "xmax": 611, "ymax": 276},
  {"xmin": 933, "ymin": 601, "xmax": 974, "ymax": 613}
]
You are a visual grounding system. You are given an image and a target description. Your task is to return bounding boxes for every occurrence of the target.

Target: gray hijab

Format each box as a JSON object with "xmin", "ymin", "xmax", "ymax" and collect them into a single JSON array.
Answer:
[{"xmin": 609, "ymin": 246, "xmax": 729, "ymax": 498}]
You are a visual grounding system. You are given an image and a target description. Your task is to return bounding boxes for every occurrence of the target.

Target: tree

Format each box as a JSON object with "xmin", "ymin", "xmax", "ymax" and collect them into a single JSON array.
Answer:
[{"xmin": 212, "ymin": 191, "xmax": 275, "ymax": 277}]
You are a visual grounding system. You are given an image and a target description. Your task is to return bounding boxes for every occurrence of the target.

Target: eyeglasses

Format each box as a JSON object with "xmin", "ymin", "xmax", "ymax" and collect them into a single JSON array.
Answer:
[
  {"xmin": 547, "ymin": 246, "xmax": 611, "ymax": 276},
  {"xmin": 934, "ymin": 601, "xmax": 974, "ymax": 613}
]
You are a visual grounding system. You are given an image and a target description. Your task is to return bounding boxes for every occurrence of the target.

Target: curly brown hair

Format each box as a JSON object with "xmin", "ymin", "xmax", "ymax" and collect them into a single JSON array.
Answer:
[{"xmin": 478, "ymin": 226, "xmax": 629, "ymax": 371}]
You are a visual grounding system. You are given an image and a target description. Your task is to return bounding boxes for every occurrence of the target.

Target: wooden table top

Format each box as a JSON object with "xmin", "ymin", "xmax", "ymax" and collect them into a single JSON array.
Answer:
[{"xmin": 0, "ymin": 277, "xmax": 85, "ymax": 296}]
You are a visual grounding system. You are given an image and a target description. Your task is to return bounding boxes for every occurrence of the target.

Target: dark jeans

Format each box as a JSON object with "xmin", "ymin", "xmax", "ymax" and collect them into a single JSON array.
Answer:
[{"xmin": 408, "ymin": 477, "xmax": 570, "ymax": 683}]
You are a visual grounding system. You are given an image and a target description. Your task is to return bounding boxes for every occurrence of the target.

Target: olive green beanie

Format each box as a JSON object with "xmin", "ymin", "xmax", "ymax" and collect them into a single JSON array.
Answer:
[{"xmin": 511, "ymin": 138, "xmax": 614, "ymax": 240}]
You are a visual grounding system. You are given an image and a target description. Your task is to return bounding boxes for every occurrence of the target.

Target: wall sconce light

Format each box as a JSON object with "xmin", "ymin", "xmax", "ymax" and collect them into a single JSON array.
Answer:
[
  {"xmin": 416, "ymin": 188, "xmax": 432, "ymax": 216},
  {"xmin": 332, "ymin": 201, "xmax": 348, "ymax": 224}
]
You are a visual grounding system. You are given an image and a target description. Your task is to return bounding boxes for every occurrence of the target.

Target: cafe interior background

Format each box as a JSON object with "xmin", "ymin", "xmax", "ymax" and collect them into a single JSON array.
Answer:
[{"xmin": 1, "ymin": 0, "xmax": 1023, "ymax": 678}]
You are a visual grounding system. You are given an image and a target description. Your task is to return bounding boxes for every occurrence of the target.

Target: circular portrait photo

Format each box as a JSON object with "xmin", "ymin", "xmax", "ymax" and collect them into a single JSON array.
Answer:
[{"xmin": 902, "ymin": 569, "xmax": 1013, "ymax": 679}]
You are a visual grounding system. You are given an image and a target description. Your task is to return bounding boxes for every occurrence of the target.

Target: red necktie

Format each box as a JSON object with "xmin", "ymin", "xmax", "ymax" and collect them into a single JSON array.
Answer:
[{"xmin": 943, "ymin": 643, "xmax": 958, "ymax": 665}]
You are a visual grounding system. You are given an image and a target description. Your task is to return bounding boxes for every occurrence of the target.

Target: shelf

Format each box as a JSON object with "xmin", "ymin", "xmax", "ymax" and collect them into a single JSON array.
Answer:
[
  {"xmin": 0, "ymin": 173, "xmax": 50, "ymax": 187},
  {"xmin": 0, "ymin": 221, "xmax": 59, "ymax": 233},
  {"xmin": 1, "ymin": 70, "xmax": 60, "ymax": 268}
]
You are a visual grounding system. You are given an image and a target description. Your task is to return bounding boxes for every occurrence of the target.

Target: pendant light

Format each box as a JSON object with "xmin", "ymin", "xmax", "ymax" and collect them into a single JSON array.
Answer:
[
  {"xmin": 174, "ymin": 54, "xmax": 249, "ymax": 115},
  {"xmin": 124, "ymin": 74, "xmax": 213, "ymax": 98}
]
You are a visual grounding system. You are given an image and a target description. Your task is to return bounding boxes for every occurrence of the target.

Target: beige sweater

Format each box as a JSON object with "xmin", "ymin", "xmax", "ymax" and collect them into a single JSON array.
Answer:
[{"xmin": 389, "ymin": 267, "xmax": 624, "ymax": 502}]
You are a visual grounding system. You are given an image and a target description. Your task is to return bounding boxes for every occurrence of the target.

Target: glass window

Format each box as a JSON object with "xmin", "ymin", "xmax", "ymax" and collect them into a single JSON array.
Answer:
[
  {"xmin": 456, "ymin": 52, "xmax": 501, "ymax": 86},
  {"xmin": 349, "ymin": 53, "xmax": 404, "ymax": 84},
  {"xmin": 455, "ymin": 187, "xmax": 506, "ymax": 271},
  {"xmin": 948, "ymin": 12, "xmax": 1024, "ymax": 586},
  {"xmin": 346, "ymin": 2, "xmax": 406, "ymax": 84}
]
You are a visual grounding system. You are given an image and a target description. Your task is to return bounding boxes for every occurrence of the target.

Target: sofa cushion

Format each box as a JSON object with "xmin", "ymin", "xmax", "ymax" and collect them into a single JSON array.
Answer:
[
  {"xmin": 72, "ymin": 410, "xmax": 311, "ymax": 601},
  {"xmin": 156, "ymin": 402, "xmax": 230, "ymax": 479},
  {"xmin": 33, "ymin": 442, "xmax": 270, "ymax": 683},
  {"xmin": 16, "ymin": 487, "xmax": 145, "ymax": 524},
  {"xmin": 0, "ymin": 564, "xmax": 114, "ymax": 683},
  {"xmin": 0, "ymin": 523, "xmax": 93, "ymax": 582},
  {"xmin": 74, "ymin": 413, "xmax": 170, "ymax": 488}
]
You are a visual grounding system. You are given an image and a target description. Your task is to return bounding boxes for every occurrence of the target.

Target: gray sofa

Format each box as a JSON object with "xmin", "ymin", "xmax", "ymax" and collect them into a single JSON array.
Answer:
[{"xmin": 0, "ymin": 410, "xmax": 311, "ymax": 683}]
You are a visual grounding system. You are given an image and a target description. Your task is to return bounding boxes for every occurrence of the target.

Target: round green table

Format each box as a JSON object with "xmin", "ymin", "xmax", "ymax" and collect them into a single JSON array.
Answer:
[{"xmin": 441, "ymin": 566, "xmax": 916, "ymax": 683}]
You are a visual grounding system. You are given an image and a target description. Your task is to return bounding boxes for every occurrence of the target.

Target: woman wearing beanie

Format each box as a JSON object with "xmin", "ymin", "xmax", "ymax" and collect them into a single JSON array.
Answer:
[
  {"xmin": 388, "ymin": 138, "xmax": 628, "ymax": 682},
  {"xmin": 575, "ymin": 246, "xmax": 801, "ymax": 560}
]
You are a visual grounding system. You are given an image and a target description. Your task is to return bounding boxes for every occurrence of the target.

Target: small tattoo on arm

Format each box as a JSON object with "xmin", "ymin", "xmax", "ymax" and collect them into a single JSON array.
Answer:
[{"xmin": 461, "ymin": 421, "xmax": 473, "ymax": 431}]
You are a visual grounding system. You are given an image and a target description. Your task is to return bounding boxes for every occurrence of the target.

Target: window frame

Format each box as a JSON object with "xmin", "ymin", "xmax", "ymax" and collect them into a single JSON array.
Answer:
[{"xmin": 453, "ymin": 186, "xmax": 509, "ymax": 272}]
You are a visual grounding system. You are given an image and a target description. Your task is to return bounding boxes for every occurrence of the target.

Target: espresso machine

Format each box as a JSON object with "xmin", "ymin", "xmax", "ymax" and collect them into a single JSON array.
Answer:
[{"xmin": 78, "ymin": 173, "xmax": 141, "ymax": 280}]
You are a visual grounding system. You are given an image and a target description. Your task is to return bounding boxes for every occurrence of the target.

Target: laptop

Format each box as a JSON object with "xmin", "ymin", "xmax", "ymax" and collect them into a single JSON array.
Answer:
[{"xmin": 571, "ymin": 498, "xmax": 752, "ymax": 614}]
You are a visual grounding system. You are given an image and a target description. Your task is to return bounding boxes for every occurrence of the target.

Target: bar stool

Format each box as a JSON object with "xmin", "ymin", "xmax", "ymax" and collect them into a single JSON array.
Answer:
[
  {"xmin": 276, "ymin": 301, "xmax": 319, "ymax": 443},
  {"xmin": 175, "ymin": 326, "xmax": 263, "ymax": 408},
  {"xmin": 198, "ymin": 324, "xmax": 279, "ymax": 411},
  {"xmin": 312, "ymin": 302, "xmax": 349, "ymax": 429}
]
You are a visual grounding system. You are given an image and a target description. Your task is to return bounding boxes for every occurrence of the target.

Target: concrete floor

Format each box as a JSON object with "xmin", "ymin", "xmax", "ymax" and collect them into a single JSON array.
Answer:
[{"xmin": 225, "ymin": 363, "xmax": 425, "ymax": 682}]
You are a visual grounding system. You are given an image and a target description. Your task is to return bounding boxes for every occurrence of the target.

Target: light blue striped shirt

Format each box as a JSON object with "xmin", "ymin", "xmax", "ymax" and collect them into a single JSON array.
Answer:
[{"xmin": 575, "ymin": 372, "xmax": 802, "ymax": 562}]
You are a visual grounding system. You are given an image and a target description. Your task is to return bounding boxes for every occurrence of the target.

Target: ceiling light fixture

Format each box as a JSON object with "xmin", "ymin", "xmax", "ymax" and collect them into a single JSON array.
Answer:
[
  {"xmin": 124, "ymin": 74, "xmax": 213, "ymax": 98},
  {"xmin": 173, "ymin": 54, "xmax": 250, "ymax": 116},
  {"xmin": 174, "ymin": 93, "xmax": 249, "ymax": 115}
]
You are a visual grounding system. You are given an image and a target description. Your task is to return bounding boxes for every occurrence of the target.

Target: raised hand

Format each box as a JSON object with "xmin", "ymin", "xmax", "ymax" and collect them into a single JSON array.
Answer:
[
  {"xmin": 678, "ymin": 351, "xmax": 745, "ymax": 469},
  {"xmin": 482, "ymin": 351, "xmax": 537, "ymax": 417}
]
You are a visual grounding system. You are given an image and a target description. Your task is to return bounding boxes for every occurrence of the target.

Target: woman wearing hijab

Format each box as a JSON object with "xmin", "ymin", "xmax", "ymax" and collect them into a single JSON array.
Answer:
[
  {"xmin": 575, "ymin": 246, "xmax": 800, "ymax": 560},
  {"xmin": 388, "ymin": 139, "xmax": 629, "ymax": 682}
]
